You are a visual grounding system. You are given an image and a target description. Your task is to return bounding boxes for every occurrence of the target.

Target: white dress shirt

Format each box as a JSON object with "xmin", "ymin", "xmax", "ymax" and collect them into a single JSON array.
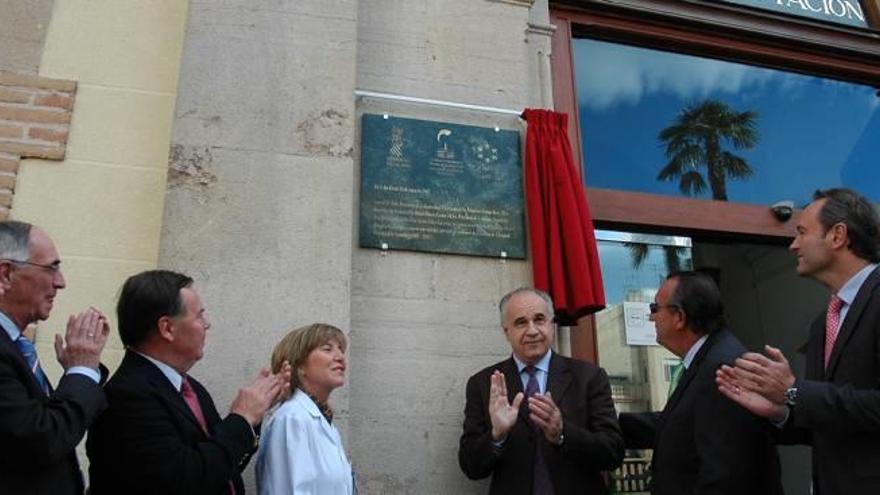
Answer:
[
  {"xmin": 256, "ymin": 389, "xmax": 353, "ymax": 495},
  {"xmin": 512, "ymin": 349, "xmax": 552, "ymax": 393}
]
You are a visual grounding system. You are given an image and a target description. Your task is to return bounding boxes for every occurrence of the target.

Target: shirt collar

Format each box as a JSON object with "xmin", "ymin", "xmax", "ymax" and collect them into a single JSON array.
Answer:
[
  {"xmin": 837, "ymin": 263, "xmax": 877, "ymax": 307},
  {"xmin": 133, "ymin": 350, "xmax": 184, "ymax": 392},
  {"xmin": 513, "ymin": 349, "xmax": 552, "ymax": 374},
  {"xmin": 0, "ymin": 310, "xmax": 21, "ymax": 342},
  {"xmin": 294, "ymin": 388, "xmax": 323, "ymax": 418},
  {"xmin": 682, "ymin": 334, "xmax": 709, "ymax": 369}
]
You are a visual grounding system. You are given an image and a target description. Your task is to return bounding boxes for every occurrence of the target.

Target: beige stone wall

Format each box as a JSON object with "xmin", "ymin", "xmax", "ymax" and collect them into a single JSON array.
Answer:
[
  {"xmin": 349, "ymin": 1, "xmax": 553, "ymax": 491},
  {"xmin": 10, "ymin": 0, "xmax": 190, "ymax": 377},
  {"xmin": 0, "ymin": 0, "xmax": 55, "ymax": 75}
]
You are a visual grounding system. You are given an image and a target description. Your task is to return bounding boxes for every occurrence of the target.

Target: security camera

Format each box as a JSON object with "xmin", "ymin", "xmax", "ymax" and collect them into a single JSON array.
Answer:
[{"xmin": 771, "ymin": 200, "xmax": 794, "ymax": 222}]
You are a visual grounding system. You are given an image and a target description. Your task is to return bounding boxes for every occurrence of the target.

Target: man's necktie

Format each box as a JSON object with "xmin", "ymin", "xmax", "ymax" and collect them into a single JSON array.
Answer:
[
  {"xmin": 15, "ymin": 335, "xmax": 50, "ymax": 395},
  {"xmin": 667, "ymin": 362, "xmax": 685, "ymax": 398},
  {"xmin": 181, "ymin": 376, "xmax": 209, "ymax": 433},
  {"xmin": 524, "ymin": 366, "xmax": 553, "ymax": 495},
  {"xmin": 181, "ymin": 376, "xmax": 237, "ymax": 495},
  {"xmin": 824, "ymin": 295, "xmax": 844, "ymax": 369}
]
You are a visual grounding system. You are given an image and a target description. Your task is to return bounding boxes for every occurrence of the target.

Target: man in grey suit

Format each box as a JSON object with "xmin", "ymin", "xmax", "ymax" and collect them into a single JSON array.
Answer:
[
  {"xmin": 620, "ymin": 271, "xmax": 782, "ymax": 494},
  {"xmin": 718, "ymin": 187, "xmax": 880, "ymax": 494}
]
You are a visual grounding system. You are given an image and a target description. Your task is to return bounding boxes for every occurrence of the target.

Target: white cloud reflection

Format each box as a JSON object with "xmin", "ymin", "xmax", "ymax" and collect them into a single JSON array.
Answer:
[{"xmin": 575, "ymin": 40, "xmax": 783, "ymax": 111}]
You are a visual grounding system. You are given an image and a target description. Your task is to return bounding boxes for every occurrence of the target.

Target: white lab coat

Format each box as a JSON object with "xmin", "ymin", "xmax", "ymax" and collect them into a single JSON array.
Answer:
[{"xmin": 256, "ymin": 390, "xmax": 354, "ymax": 495}]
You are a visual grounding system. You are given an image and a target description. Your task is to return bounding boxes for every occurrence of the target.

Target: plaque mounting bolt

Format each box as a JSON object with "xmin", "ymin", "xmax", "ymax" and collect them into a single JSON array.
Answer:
[
  {"xmin": 383, "ymin": 113, "xmax": 389, "ymax": 120},
  {"xmin": 380, "ymin": 242, "xmax": 389, "ymax": 255},
  {"xmin": 500, "ymin": 250, "xmax": 508, "ymax": 258},
  {"xmin": 494, "ymin": 126, "xmax": 500, "ymax": 132}
]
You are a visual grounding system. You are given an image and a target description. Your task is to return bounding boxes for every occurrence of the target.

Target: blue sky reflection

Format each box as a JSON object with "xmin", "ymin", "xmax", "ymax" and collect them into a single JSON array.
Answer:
[{"xmin": 574, "ymin": 38, "xmax": 880, "ymax": 206}]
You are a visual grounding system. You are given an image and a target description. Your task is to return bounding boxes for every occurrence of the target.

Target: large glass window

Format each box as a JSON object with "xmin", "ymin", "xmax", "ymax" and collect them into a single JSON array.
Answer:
[
  {"xmin": 594, "ymin": 230, "xmax": 693, "ymax": 494},
  {"xmin": 573, "ymin": 38, "xmax": 880, "ymax": 207},
  {"xmin": 594, "ymin": 230, "xmax": 693, "ymax": 414}
]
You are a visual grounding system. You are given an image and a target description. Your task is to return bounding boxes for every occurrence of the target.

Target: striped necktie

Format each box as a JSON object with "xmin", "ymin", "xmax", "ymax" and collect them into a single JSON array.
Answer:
[{"xmin": 15, "ymin": 335, "xmax": 50, "ymax": 395}]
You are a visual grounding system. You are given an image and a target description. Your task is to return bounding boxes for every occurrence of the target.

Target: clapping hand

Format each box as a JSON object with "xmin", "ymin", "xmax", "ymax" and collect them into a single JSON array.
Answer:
[
  {"xmin": 230, "ymin": 361, "xmax": 291, "ymax": 426},
  {"xmin": 528, "ymin": 391, "xmax": 564, "ymax": 445},
  {"xmin": 55, "ymin": 307, "xmax": 110, "ymax": 370},
  {"xmin": 716, "ymin": 347, "xmax": 793, "ymax": 423},
  {"xmin": 488, "ymin": 370, "xmax": 523, "ymax": 442}
]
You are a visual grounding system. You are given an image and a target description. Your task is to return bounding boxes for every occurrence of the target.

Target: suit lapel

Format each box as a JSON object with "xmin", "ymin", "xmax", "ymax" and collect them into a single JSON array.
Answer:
[
  {"xmin": 826, "ymin": 267, "xmax": 880, "ymax": 378},
  {"xmin": 0, "ymin": 324, "xmax": 49, "ymax": 396},
  {"xmin": 126, "ymin": 351, "xmax": 209, "ymax": 436},
  {"xmin": 803, "ymin": 318, "xmax": 825, "ymax": 380},
  {"xmin": 546, "ymin": 352, "xmax": 572, "ymax": 405},
  {"xmin": 663, "ymin": 331, "xmax": 717, "ymax": 415}
]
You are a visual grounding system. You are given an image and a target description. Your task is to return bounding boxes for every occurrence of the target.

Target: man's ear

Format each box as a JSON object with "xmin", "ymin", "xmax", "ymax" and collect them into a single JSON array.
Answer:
[
  {"xmin": 156, "ymin": 315, "xmax": 175, "ymax": 342},
  {"xmin": 828, "ymin": 222, "xmax": 849, "ymax": 250},
  {"xmin": 0, "ymin": 261, "xmax": 14, "ymax": 286},
  {"xmin": 674, "ymin": 309, "xmax": 688, "ymax": 332}
]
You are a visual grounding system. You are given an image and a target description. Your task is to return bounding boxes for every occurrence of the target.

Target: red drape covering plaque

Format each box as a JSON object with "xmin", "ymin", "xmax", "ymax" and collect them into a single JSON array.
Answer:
[{"xmin": 522, "ymin": 109, "xmax": 605, "ymax": 325}]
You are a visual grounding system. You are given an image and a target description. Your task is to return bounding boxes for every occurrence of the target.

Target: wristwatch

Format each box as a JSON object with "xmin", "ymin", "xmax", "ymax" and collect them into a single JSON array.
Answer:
[{"xmin": 784, "ymin": 387, "xmax": 799, "ymax": 407}]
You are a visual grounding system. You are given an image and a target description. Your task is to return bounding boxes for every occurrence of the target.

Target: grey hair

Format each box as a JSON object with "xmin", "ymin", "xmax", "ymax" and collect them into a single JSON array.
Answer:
[
  {"xmin": 498, "ymin": 287, "xmax": 554, "ymax": 326},
  {"xmin": 0, "ymin": 221, "xmax": 32, "ymax": 261}
]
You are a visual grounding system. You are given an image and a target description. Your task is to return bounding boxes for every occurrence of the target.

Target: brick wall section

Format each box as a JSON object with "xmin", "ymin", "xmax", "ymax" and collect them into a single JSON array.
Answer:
[{"xmin": 0, "ymin": 71, "xmax": 76, "ymax": 219}]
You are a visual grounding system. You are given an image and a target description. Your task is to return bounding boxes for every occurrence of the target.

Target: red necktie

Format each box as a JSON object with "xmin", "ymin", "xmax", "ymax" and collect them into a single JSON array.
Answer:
[
  {"xmin": 181, "ymin": 376, "xmax": 236, "ymax": 495},
  {"xmin": 824, "ymin": 295, "xmax": 844, "ymax": 369},
  {"xmin": 181, "ymin": 376, "xmax": 209, "ymax": 433}
]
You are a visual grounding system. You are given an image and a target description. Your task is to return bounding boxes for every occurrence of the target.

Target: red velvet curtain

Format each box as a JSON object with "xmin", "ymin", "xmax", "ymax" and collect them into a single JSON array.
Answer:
[{"xmin": 522, "ymin": 109, "xmax": 605, "ymax": 325}]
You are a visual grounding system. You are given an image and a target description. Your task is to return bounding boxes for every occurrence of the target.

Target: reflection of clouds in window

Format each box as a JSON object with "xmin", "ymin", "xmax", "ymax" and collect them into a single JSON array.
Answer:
[
  {"xmin": 576, "ymin": 40, "xmax": 790, "ymax": 111},
  {"xmin": 868, "ymin": 91, "xmax": 880, "ymax": 111}
]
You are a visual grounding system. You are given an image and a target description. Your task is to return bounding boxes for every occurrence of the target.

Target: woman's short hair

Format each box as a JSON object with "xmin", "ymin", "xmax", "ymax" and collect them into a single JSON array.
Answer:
[{"xmin": 271, "ymin": 323, "xmax": 347, "ymax": 389}]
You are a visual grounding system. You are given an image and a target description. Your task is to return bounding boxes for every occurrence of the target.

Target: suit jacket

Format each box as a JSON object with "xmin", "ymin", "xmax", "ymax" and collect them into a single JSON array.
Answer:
[
  {"xmin": 0, "ymin": 326, "xmax": 107, "ymax": 495},
  {"xmin": 459, "ymin": 352, "xmax": 624, "ymax": 494},
  {"xmin": 620, "ymin": 329, "xmax": 783, "ymax": 495},
  {"xmin": 780, "ymin": 265, "xmax": 880, "ymax": 494},
  {"xmin": 87, "ymin": 350, "xmax": 256, "ymax": 495}
]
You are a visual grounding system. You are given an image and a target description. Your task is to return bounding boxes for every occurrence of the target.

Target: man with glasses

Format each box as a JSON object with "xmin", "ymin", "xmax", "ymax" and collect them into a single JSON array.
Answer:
[
  {"xmin": 717, "ymin": 188, "xmax": 880, "ymax": 494},
  {"xmin": 620, "ymin": 271, "xmax": 782, "ymax": 494},
  {"xmin": 458, "ymin": 287, "xmax": 624, "ymax": 494},
  {"xmin": 0, "ymin": 220, "xmax": 110, "ymax": 495}
]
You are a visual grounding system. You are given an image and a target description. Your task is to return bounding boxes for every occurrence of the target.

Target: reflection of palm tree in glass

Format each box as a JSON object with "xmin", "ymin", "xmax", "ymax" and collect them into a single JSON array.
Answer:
[
  {"xmin": 623, "ymin": 243, "xmax": 688, "ymax": 273},
  {"xmin": 657, "ymin": 100, "xmax": 758, "ymax": 201}
]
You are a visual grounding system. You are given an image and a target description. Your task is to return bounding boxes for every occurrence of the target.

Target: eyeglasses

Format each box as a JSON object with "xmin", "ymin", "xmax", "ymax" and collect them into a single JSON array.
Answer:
[
  {"xmin": 1, "ymin": 259, "xmax": 61, "ymax": 273},
  {"xmin": 649, "ymin": 302, "xmax": 680, "ymax": 314}
]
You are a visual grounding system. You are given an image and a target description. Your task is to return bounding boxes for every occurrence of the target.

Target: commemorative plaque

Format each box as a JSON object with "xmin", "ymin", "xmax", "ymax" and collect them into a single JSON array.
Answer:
[{"xmin": 359, "ymin": 114, "xmax": 525, "ymax": 258}]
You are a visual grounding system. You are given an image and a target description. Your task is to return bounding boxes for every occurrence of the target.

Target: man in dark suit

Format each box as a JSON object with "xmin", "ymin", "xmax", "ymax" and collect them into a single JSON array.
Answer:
[
  {"xmin": 717, "ymin": 187, "xmax": 880, "ymax": 494},
  {"xmin": 459, "ymin": 287, "xmax": 624, "ymax": 494},
  {"xmin": 87, "ymin": 269, "xmax": 289, "ymax": 494},
  {"xmin": 0, "ymin": 220, "xmax": 110, "ymax": 495},
  {"xmin": 620, "ymin": 271, "xmax": 782, "ymax": 494}
]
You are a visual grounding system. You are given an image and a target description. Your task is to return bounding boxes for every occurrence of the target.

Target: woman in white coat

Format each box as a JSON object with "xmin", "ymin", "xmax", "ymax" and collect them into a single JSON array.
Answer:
[{"xmin": 256, "ymin": 323, "xmax": 355, "ymax": 494}]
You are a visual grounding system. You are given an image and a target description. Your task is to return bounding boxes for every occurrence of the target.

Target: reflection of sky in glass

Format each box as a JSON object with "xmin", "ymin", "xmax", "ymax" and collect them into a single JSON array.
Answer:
[
  {"xmin": 597, "ymin": 241, "xmax": 693, "ymax": 304},
  {"xmin": 574, "ymin": 38, "xmax": 880, "ymax": 207}
]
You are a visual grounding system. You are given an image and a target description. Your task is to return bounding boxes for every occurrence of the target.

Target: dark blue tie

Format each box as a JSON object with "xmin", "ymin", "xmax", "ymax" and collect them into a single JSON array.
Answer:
[
  {"xmin": 524, "ymin": 366, "xmax": 553, "ymax": 495},
  {"xmin": 15, "ymin": 335, "xmax": 50, "ymax": 395}
]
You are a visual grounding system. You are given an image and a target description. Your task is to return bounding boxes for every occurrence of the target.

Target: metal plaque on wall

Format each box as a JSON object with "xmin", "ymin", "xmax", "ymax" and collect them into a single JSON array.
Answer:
[{"xmin": 359, "ymin": 114, "xmax": 525, "ymax": 259}]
